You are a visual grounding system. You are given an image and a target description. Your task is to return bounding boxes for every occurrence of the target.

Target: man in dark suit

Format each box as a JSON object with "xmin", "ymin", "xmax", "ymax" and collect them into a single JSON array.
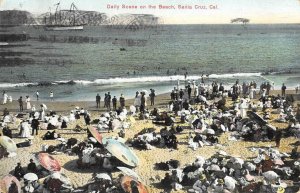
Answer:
[{"xmin": 31, "ymin": 118, "xmax": 40, "ymax": 135}]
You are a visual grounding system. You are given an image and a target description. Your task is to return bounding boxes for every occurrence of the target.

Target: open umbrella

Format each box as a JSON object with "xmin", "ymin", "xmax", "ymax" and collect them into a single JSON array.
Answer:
[
  {"xmin": 104, "ymin": 138, "xmax": 139, "ymax": 167},
  {"xmin": 37, "ymin": 153, "xmax": 61, "ymax": 172},
  {"xmin": 0, "ymin": 136, "xmax": 17, "ymax": 153},
  {"xmin": 263, "ymin": 171, "xmax": 278, "ymax": 181},
  {"xmin": 112, "ymin": 119, "xmax": 121, "ymax": 130},
  {"xmin": 130, "ymin": 106, "xmax": 136, "ymax": 114},
  {"xmin": 24, "ymin": 173, "xmax": 38, "ymax": 181},
  {"xmin": 207, "ymin": 164, "xmax": 220, "ymax": 171},
  {"xmin": 244, "ymin": 162, "xmax": 256, "ymax": 172},
  {"xmin": 205, "ymin": 129, "xmax": 215, "ymax": 135},
  {"xmin": 88, "ymin": 127, "xmax": 103, "ymax": 144},
  {"xmin": 199, "ymin": 95, "xmax": 207, "ymax": 102},
  {"xmin": 42, "ymin": 104, "xmax": 47, "ymax": 110},
  {"xmin": 224, "ymin": 176, "xmax": 237, "ymax": 191},
  {"xmin": 99, "ymin": 117, "xmax": 108, "ymax": 122},
  {"xmin": 118, "ymin": 167, "xmax": 141, "ymax": 181},
  {"xmin": 96, "ymin": 173, "xmax": 111, "ymax": 181},
  {"xmin": 121, "ymin": 176, "xmax": 148, "ymax": 193},
  {"xmin": 231, "ymin": 157, "xmax": 244, "ymax": 169},
  {"xmin": 50, "ymin": 172, "xmax": 72, "ymax": 189},
  {"xmin": 1, "ymin": 175, "xmax": 21, "ymax": 193}
]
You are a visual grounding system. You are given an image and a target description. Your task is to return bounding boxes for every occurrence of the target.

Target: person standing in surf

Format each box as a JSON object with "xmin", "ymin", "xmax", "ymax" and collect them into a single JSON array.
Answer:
[
  {"xmin": 281, "ymin": 83, "xmax": 287, "ymax": 97},
  {"xmin": 120, "ymin": 94, "xmax": 125, "ymax": 109},
  {"xmin": 107, "ymin": 92, "xmax": 111, "ymax": 110},
  {"xmin": 36, "ymin": 91, "xmax": 39, "ymax": 101},
  {"xmin": 50, "ymin": 91, "xmax": 54, "ymax": 101},
  {"xmin": 149, "ymin": 89, "xmax": 155, "ymax": 106},
  {"xmin": 25, "ymin": 96, "xmax": 31, "ymax": 110},
  {"xmin": 112, "ymin": 96, "xmax": 117, "ymax": 111},
  {"xmin": 2, "ymin": 91, "xmax": 8, "ymax": 104},
  {"xmin": 18, "ymin": 96, "xmax": 23, "ymax": 112},
  {"xmin": 96, "ymin": 94, "xmax": 101, "ymax": 108}
]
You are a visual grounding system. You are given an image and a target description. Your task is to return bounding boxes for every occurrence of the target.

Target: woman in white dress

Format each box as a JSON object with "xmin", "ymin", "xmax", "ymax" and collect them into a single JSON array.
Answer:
[
  {"xmin": 26, "ymin": 96, "xmax": 31, "ymax": 110},
  {"xmin": 249, "ymin": 86, "xmax": 254, "ymax": 99},
  {"xmin": 69, "ymin": 111, "xmax": 75, "ymax": 121},
  {"xmin": 2, "ymin": 92, "xmax": 8, "ymax": 104},
  {"xmin": 20, "ymin": 120, "xmax": 31, "ymax": 138},
  {"xmin": 40, "ymin": 104, "xmax": 46, "ymax": 121}
]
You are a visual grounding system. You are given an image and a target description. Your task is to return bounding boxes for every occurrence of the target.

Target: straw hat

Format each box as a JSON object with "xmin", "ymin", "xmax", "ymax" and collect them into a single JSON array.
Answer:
[
  {"xmin": 199, "ymin": 174, "xmax": 206, "ymax": 181},
  {"xmin": 277, "ymin": 187, "xmax": 285, "ymax": 193},
  {"xmin": 218, "ymin": 179, "xmax": 224, "ymax": 184}
]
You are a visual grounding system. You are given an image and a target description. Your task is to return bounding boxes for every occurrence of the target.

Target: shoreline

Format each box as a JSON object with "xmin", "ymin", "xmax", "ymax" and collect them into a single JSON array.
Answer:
[{"xmin": 1, "ymin": 89, "xmax": 299, "ymax": 113}]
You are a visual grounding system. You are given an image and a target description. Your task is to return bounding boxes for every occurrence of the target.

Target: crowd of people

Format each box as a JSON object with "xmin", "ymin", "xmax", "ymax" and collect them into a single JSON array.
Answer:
[{"xmin": 0, "ymin": 78, "xmax": 299, "ymax": 193}]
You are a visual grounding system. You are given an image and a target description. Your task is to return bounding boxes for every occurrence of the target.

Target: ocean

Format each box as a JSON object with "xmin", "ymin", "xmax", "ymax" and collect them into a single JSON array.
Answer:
[{"xmin": 0, "ymin": 24, "xmax": 300, "ymax": 101}]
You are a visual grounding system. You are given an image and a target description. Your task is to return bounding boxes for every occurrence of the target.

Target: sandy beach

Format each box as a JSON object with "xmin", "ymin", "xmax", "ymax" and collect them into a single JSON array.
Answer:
[{"xmin": 0, "ymin": 89, "xmax": 299, "ymax": 193}]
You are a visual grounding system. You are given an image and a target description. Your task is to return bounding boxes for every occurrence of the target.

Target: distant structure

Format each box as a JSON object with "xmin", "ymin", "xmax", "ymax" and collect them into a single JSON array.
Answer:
[
  {"xmin": 231, "ymin": 18, "xmax": 250, "ymax": 28},
  {"xmin": 42, "ymin": 2, "xmax": 85, "ymax": 31}
]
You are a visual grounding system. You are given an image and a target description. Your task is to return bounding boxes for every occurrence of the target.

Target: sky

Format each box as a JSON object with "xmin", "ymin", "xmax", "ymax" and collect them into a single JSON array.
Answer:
[{"xmin": 0, "ymin": 0, "xmax": 300, "ymax": 24}]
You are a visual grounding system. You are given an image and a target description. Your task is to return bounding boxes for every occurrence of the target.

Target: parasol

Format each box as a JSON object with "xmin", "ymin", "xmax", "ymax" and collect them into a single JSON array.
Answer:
[
  {"xmin": 205, "ymin": 128, "xmax": 215, "ymax": 135},
  {"xmin": 104, "ymin": 138, "xmax": 139, "ymax": 167},
  {"xmin": 24, "ymin": 173, "xmax": 38, "ymax": 181},
  {"xmin": 112, "ymin": 119, "xmax": 121, "ymax": 130},
  {"xmin": 121, "ymin": 176, "xmax": 148, "ymax": 193},
  {"xmin": 96, "ymin": 173, "xmax": 111, "ymax": 181},
  {"xmin": 42, "ymin": 104, "xmax": 47, "ymax": 110},
  {"xmin": 37, "ymin": 153, "xmax": 61, "ymax": 172},
  {"xmin": 104, "ymin": 113, "xmax": 110, "ymax": 118},
  {"xmin": 130, "ymin": 105, "xmax": 136, "ymax": 114},
  {"xmin": 88, "ymin": 127, "xmax": 103, "ymax": 144},
  {"xmin": 117, "ymin": 167, "xmax": 141, "ymax": 181},
  {"xmin": 99, "ymin": 117, "xmax": 108, "ymax": 122},
  {"xmin": 1, "ymin": 175, "xmax": 21, "ymax": 193},
  {"xmin": 263, "ymin": 171, "xmax": 278, "ymax": 181},
  {"xmin": 119, "ymin": 113, "xmax": 127, "ymax": 121},
  {"xmin": 207, "ymin": 164, "xmax": 220, "ymax": 171},
  {"xmin": 224, "ymin": 176, "xmax": 237, "ymax": 191},
  {"xmin": 0, "ymin": 136, "xmax": 17, "ymax": 153}
]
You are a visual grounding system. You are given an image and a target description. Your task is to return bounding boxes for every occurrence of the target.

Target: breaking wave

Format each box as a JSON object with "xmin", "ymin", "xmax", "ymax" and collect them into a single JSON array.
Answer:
[{"xmin": 0, "ymin": 72, "xmax": 262, "ymax": 88}]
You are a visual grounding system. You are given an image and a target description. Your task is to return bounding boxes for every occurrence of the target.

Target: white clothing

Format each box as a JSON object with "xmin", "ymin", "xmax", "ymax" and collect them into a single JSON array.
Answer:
[
  {"xmin": 69, "ymin": 113, "xmax": 75, "ymax": 121},
  {"xmin": 194, "ymin": 87, "xmax": 199, "ymax": 97},
  {"xmin": 20, "ymin": 122, "xmax": 31, "ymax": 138},
  {"xmin": 134, "ymin": 95, "xmax": 141, "ymax": 106},
  {"xmin": 3, "ymin": 93, "xmax": 8, "ymax": 104},
  {"xmin": 239, "ymin": 100, "xmax": 248, "ymax": 118},
  {"xmin": 249, "ymin": 88, "xmax": 254, "ymax": 99},
  {"xmin": 193, "ymin": 180, "xmax": 207, "ymax": 193},
  {"xmin": 8, "ymin": 96, "xmax": 12, "ymax": 102},
  {"xmin": 40, "ymin": 106, "xmax": 46, "ymax": 121},
  {"xmin": 82, "ymin": 147, "xmax": 93, "ymax": 164},
  {"xmin": 26, "ymin": 97, "xmax": 31, "ymax": 110}
]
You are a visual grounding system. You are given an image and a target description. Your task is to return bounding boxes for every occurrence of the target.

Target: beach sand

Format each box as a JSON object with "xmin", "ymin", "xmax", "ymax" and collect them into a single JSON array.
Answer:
[{"xmin": 0, "ymin": 89, "xmax": 299, "ymax": 193}]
